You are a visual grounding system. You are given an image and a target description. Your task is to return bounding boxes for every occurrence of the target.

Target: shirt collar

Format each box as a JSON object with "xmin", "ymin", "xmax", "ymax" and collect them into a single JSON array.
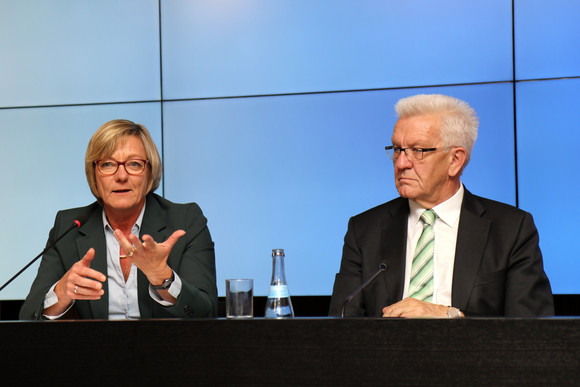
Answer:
[
  {"xmin": 408, "ymin": 183, "xmax": 464, "ymax": 227},
  {"xmin": 102, "ymin": 202, "xmax": 147, "ymax": 234}
]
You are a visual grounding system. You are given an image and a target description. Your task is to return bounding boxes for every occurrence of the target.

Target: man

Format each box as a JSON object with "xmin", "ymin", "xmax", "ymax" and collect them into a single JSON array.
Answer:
[{"xmin": 329, "ymin": 94, "xmax": 553, "ymax": 318}]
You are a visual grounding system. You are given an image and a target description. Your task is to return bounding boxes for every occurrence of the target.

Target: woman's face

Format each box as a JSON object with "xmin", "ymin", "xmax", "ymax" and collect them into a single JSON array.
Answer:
[{"xmin": 95, "ymin": 135, "xmax": 149, "ymax": 218}]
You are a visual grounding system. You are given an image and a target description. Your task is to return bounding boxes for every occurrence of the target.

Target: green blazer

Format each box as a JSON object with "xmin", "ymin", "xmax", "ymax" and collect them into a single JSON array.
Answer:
[{"xmin": 19, "ymin": 193, "xmax": 217, "ymax": 320}]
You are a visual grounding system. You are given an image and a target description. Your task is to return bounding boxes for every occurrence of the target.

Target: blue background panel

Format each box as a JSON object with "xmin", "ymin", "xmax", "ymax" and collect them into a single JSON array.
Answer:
[
  {"xmin": 515, "ymin": 0, "xmax": 580, "ymax": 80},
  {"xmin": 0, "ymin": 103, "xmax": 162, "ymax": 300},
  {"xmin": 0, "ymin": 0, "xmax": 578, "ymax": 301},
  {"xmin": 0, "ymin": 0, "xmax": 160, "ymax": 108},
  {"xmin": 163, "ymin": 83, "xmax": 516, "ymax": 296},
  {"xmin": 516, "ymin": 78, "xmax": 580, "ymax": 294},
  {"xmin": 161, "ymin": 0, "xmax": 512, "ymax": 99}
]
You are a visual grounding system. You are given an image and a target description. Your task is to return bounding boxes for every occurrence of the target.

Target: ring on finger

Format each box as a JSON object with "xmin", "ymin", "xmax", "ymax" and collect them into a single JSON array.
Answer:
[
  {"xmin": 74, "ymin": 285, "xmax": 78, "ymax": 294},
  {"xmin": 127, "ymin": 245, "xmax": 136, "ymax": 257}
]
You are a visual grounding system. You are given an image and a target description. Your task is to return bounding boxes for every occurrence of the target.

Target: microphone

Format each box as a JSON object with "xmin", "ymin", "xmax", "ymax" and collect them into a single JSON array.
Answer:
[
  {"xmin": 341, "ymin": 262, "xmax": 388, "ymax": 318},
  {"xmin": 0, "ymin": 215, "xmax": 88, "ymax": 292}
]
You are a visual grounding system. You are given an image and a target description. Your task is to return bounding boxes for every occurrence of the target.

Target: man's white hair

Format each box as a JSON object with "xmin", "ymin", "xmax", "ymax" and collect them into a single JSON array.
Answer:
[{"xmin": 395, "ymin": 94, "xmax": 479, "ymax": 165}]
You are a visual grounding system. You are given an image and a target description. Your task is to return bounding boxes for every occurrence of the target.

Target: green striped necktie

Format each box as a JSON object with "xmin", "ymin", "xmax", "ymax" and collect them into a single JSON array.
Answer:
[{"xmin": 409, "ymin": 209, "xmax": 436, "ymax": 302}]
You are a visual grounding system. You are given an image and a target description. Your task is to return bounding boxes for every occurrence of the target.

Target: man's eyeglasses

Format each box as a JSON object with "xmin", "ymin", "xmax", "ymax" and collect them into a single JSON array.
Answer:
[
  {"xmin": 94, "ymin": 159, "xmax": 148, "ymax": 176},
  {"xmin": 385, "ymin": 146, "xmax": 444, "ymax": 161}
]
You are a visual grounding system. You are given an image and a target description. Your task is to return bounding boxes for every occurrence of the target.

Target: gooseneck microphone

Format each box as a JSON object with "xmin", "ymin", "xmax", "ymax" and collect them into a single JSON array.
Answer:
[
  {"xmin": 0, "ymin": 215, "xmax": 88, "ymax": 292},
  {"xmin": 341, "ymin": 262, "xmax": 388, "ymax": 318}
]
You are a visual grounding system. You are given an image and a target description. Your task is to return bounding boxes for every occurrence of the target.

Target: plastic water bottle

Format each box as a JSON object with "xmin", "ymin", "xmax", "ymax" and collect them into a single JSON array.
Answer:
[{"xmin": 264, "ymin": 249, "xmax": 295, "ymax": 318}]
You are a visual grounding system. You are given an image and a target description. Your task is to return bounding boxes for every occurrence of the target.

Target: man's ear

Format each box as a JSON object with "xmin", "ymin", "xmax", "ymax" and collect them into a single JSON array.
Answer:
[{"xmin": 448, "ymin": 147, "xmax": 467, "ymax": 177}]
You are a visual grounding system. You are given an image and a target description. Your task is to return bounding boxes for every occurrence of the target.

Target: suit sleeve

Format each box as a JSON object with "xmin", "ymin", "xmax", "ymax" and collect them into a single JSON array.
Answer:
[
  {"xmin": 162, "ymin": 203, "xmax": 218, "ymax": 318},
  {"xmin": 19, "ymin": 212, "xmax": 68, "ymax": 320},
  {"xmin": 504, "ymin": 212, "xmax": 554, "ymax": 317},
  {"xmin": 329, "ymin": 217, "xmax": 366, "ymax": 317}
]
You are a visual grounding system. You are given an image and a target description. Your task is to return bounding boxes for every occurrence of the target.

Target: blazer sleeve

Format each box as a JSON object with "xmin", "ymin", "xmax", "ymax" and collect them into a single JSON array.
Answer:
[
  {"xmin": 328, "ymin": 216, "xmax": 366, "ymax": 317},
  {"xmin": 458, "ymin": 200, "xmax": 554, "ymax": 317},
  {"xmin": 329, "ymin": 200, "xmax": 406, "ymax": 317},
  {"xmin": 161, "ymin": 203, "xmax": 218, "ymax": 318},
  {"xmin": 19, "ymin": 211, "xmax": 69, "ymax": 320},
  {"xmin": 503, "ymin": 211, "xmax": 554, "ymax": 316}
]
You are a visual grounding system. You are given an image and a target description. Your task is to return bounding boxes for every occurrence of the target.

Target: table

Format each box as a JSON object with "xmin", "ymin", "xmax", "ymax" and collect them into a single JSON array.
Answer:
[{"xmin": 2, "ymin": 317, "xmax": 579, "ymax": 385}]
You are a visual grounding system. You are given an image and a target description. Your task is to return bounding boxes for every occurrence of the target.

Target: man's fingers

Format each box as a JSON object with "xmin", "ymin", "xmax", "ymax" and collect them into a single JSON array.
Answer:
[
  {"xmin": 382, "ymin": 306, "xmax": 402, "ymax": 318},
  {"xmin": 383, "ymin": 298, "xmax": 445, "ymax": 318}
]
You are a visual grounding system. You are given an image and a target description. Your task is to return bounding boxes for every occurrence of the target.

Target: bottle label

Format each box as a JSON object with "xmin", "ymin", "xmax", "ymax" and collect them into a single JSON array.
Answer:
[{"xmin": 267, "ymin": 285, "xmax": 289, "ymax": 298}]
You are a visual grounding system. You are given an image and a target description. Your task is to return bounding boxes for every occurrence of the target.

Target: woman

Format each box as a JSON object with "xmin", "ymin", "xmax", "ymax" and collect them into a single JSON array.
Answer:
[{"xmin": 20, "ymin": 119, "xmax": 217, "ymax": 319}]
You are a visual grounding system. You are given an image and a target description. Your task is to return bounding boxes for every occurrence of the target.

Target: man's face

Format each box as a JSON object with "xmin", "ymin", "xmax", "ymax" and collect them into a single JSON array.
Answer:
[
  {"xmin": 95, "ymin": 135, "xmax": 149, "ymax": 217},
  {"xmin": 391, "ymin": 114, "xmax": 457, "ymax": 208}
]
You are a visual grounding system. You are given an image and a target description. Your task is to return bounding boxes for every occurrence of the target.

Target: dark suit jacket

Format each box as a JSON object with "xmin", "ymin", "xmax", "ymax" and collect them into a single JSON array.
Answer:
[
  {"xmin": 19, "ymin": 193, "xmax": 218, "ymax": 320},
  {"xmin": 329, "ymin": 189, "xmax": 554, "ymax": 317}
]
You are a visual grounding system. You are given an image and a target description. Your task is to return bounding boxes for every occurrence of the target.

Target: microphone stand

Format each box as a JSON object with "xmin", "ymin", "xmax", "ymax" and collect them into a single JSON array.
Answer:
[
  {"xmin": 341, "ymin": 263, "xmax": 388, "ymax": 318},
  {"xmin": 0, "ymin": 218, "xmax": 85, "ymax": 292}
]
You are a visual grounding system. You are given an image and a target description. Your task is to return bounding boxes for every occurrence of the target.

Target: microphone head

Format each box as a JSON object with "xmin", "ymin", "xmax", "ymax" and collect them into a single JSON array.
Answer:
[
  {"xmin": 378, "ymin": 262, "xmax": 388, "ymax": 271},
  {"xmin": 73, "ymin": 214, "xmax": 88, "ymax": 228}
]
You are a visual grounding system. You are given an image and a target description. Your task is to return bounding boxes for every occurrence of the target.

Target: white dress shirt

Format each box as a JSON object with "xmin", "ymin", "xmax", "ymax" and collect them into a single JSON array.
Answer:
[
  {"xmin": 104, "ymin": 206, "xmax": 144, "ymax": 319},
  {"xmin": 403, "ymin": 184, "xmax": 464, "ymax": 307}
]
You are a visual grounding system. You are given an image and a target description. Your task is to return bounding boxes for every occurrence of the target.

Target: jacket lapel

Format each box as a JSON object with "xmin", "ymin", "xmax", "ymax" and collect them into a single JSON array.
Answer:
[
  {"xmin": 137, "ymin": 194, "xmax": 168, "ymax": 319},
  {"xmin": 75, "ymin": 205, "xmax": 109, "ymax": 319},
  {"xmin": 452, "ymin": 189, "xmax": 490, "ymax": 310},
  {"xmin": 380, "ymin": 198, "xmax": 409, "ymax": 306}
]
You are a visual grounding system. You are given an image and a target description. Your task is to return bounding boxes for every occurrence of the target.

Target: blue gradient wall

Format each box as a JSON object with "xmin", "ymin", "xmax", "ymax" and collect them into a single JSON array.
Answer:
[{"xmin": 0, "ymin": 0, "xmax": 578, "ymax": 299}]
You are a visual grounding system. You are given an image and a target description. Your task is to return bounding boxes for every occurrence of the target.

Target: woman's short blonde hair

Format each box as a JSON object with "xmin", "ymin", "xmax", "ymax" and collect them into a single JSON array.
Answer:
[{"xmin": 85, "ymin": 119, "xmax": 162, "ymax": 203}]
